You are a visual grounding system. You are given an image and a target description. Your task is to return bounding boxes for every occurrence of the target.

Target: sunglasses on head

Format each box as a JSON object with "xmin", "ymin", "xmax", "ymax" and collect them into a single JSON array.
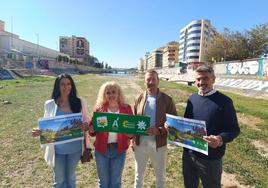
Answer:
[{"xmin": 106, "ymin": 90, "xmax": 116, "ymax": 95}]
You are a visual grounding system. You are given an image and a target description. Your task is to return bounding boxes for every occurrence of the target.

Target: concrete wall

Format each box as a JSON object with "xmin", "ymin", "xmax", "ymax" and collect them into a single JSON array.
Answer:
[{"xmin": 0, "ymin": 31, "xmax": 59, "ymax": 60}]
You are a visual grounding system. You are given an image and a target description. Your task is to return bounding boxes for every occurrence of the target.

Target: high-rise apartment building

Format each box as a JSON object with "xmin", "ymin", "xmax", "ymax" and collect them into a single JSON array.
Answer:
[
  {"xmin": 147, "ymin": 48, "xmax": 163, "ymax": 69},
  {"xmin": 60, "ymin": 35, "xmax": 90, "ymax": 59},
  {"xmin": 138, "ymin": 58, "xmax": 144, "ymax": 71},
  {"xmin": 178, "ymin": 19, "xmax": 217, "ymax": 64},
  {"xmin": 144, "ymin": 52, "xmax": 150, "ymax": 70},
  {"xmin": 162, "ymin": 41, "xmax": 179, "ymax": 68}
]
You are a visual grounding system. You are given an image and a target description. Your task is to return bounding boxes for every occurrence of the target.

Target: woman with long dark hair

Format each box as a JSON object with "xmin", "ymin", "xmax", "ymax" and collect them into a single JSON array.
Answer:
[{"xmin": 32, "ymin": 74, "xmax": 90, "ymax": 188}]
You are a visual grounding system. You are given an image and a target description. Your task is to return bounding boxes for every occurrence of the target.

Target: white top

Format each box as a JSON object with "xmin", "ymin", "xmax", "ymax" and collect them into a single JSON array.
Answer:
[{"xmin": 107, "ymin": 108, "xmax": 119, "ymax": 143}]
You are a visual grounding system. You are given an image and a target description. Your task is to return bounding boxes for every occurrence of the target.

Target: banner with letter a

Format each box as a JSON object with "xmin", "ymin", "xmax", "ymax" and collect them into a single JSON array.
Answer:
[{"xmin": 92, "ymin": 112, "xmax": 150, "ymax": 135}]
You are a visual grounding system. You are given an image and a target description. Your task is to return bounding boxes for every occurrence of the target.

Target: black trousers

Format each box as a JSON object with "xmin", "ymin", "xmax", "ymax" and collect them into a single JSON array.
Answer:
[{"xmin": 182, "ymin": 150, "xmax": 222, "ymax": 188}]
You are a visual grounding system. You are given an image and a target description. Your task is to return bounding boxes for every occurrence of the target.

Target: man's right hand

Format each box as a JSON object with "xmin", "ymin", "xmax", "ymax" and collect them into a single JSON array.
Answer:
[{"xmin": 32, "ymin": 128, "xmax": 42, "ymax": 137}]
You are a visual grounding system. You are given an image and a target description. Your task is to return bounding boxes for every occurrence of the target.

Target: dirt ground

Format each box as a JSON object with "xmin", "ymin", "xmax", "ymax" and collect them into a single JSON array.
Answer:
[{"xmin": 221, "ymin": 171, "xmax": 253, "ymax": 188}]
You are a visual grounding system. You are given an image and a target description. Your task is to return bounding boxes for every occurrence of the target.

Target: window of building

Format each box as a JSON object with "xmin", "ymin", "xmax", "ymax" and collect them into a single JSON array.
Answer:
[
  {"xmin": 187, "ymin": 30, "xmax": 201, "ymax": 35},
  {"xmin": 186, "ymin": 49, "xmax": 200, "ymax": 53},
  {"xmin": 187, "ymin": 36, "xmax": 201, "ymax": 42},
  {"xmin": 191, "ymin": 23, "xmax": 202, "ymax": 28},
  {"xmin": 188, "ymin": 56, "xmax": 199, "ymax": 59},
  {"xmin": 186, "ymin": 43, "xmax": 200, "ymax": 48}
]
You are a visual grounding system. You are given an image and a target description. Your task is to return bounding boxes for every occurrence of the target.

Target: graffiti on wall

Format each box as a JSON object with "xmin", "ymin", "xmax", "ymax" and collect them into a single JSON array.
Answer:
[
  {"xmin": 37, "ymin": 60, "xmax": 49, "ymax": 69},
  {"xmin": 227, "ymin": 60, "xmax": 260, "ymax": 75},
  {"xmin": 25, "ymin": 61, "xmax": 33, "ymax": 69},
  {"xmin": 214, "ymin": 58, "xmax": 268, "ymax": 77}
]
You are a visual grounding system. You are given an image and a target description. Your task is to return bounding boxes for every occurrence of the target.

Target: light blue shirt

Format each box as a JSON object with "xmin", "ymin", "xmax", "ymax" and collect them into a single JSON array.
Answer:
[
  {"xmin": 54, "ymin": 108, "xmax": 82, "ymax": 154},
  {"xmin": 141, "ymin": 95, "xmax": 156, "ymax": 142}
]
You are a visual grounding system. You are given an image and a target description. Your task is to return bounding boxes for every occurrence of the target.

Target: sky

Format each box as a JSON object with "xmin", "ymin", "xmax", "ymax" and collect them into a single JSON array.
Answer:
[{"xmin": 1, "ymin": 0, "xmax": 268, "ymax": 68}]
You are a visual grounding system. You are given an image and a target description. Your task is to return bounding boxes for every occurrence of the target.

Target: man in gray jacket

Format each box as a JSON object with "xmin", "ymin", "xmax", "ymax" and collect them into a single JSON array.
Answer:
[{"xmin": 133, "ymin": 69, "xmax": 177, "ymax": 188}]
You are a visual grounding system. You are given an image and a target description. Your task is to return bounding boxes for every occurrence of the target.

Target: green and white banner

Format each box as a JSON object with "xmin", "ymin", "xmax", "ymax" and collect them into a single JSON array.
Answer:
[{"xmin": 92, "ymin": 112, "xmax": 150, "ymax": 135}]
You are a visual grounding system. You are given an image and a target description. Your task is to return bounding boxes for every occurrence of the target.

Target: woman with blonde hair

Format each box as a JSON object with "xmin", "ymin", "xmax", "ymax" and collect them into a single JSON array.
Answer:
[{"xmin": 89, "ymin": 81, "xmax": 133, "ymax": 188}]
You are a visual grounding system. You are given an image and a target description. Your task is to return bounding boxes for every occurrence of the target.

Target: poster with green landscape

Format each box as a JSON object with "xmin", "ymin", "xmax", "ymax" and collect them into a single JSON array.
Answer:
[
  {"xmin": 38, "ymin": 113, "xmax": 83, "ymax": 146},
  {"xmin": 166, "ymin": 114, "xmax": 208, "ymax": 155}
]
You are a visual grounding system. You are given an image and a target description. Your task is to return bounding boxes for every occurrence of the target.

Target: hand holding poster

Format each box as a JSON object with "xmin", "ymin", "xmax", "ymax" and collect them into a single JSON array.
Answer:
[
  {"xmin": 92, "ymin": 112, "xmax": 150, "ymax": 135},
  {"xmin": 38, "ymin": 113, "xmax": 83, "ymax": 146},
  {"xmin": 166, "ymin": 114, "xmax": 208, "ymax": 155}
]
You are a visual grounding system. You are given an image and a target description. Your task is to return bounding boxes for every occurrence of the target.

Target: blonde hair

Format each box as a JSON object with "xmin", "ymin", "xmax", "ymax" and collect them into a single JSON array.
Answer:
[{"xmin": 95, "ymin": 81, "xmax": 126, "ymax": 108}]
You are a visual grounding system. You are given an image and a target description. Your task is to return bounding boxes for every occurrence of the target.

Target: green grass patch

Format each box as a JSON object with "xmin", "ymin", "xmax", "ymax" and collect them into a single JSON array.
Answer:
[{"xmin": 224, "ymin": 125, "xmax": 268, "ymax": 187}]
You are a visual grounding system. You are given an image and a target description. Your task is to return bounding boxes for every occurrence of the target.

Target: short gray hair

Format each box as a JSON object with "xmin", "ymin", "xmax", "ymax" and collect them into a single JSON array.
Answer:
[{"xmin": 195, "ymin": 65, "xmax": 215, "ymax": 76}]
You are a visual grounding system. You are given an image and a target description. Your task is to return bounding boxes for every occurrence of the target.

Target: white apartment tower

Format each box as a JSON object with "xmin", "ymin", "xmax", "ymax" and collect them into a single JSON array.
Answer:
[{"xmin": 178, "ymin": 19, "xmax": 217, "ymax": 64}]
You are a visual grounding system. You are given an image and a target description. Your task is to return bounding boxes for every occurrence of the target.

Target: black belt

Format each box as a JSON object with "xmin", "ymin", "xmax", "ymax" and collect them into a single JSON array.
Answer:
[{"xmin": 107, "ymin": 143, "xmax": 118, "ymax": 147}]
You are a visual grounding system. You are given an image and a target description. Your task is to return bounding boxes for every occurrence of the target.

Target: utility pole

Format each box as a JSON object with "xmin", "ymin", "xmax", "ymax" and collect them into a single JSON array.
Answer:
[
  {"xmin": 11, "ymin": 16, "xmax": 13, "ymax": 49},
  {"xmin": 36, "ymin": 33, "xmax": 39, "ymax": 60}
]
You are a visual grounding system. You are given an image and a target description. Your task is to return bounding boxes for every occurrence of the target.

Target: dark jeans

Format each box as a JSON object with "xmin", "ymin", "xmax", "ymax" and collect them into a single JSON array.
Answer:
[{"xmin": 182, "ymin": 150, "xmax": 222, "ymax": 188}]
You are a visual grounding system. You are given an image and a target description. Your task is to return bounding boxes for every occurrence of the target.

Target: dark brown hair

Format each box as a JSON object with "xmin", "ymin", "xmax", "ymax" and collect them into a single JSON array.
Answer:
[{"xmin": 51, "ymin": 74, "xmax": 81, "ymax": 113}]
